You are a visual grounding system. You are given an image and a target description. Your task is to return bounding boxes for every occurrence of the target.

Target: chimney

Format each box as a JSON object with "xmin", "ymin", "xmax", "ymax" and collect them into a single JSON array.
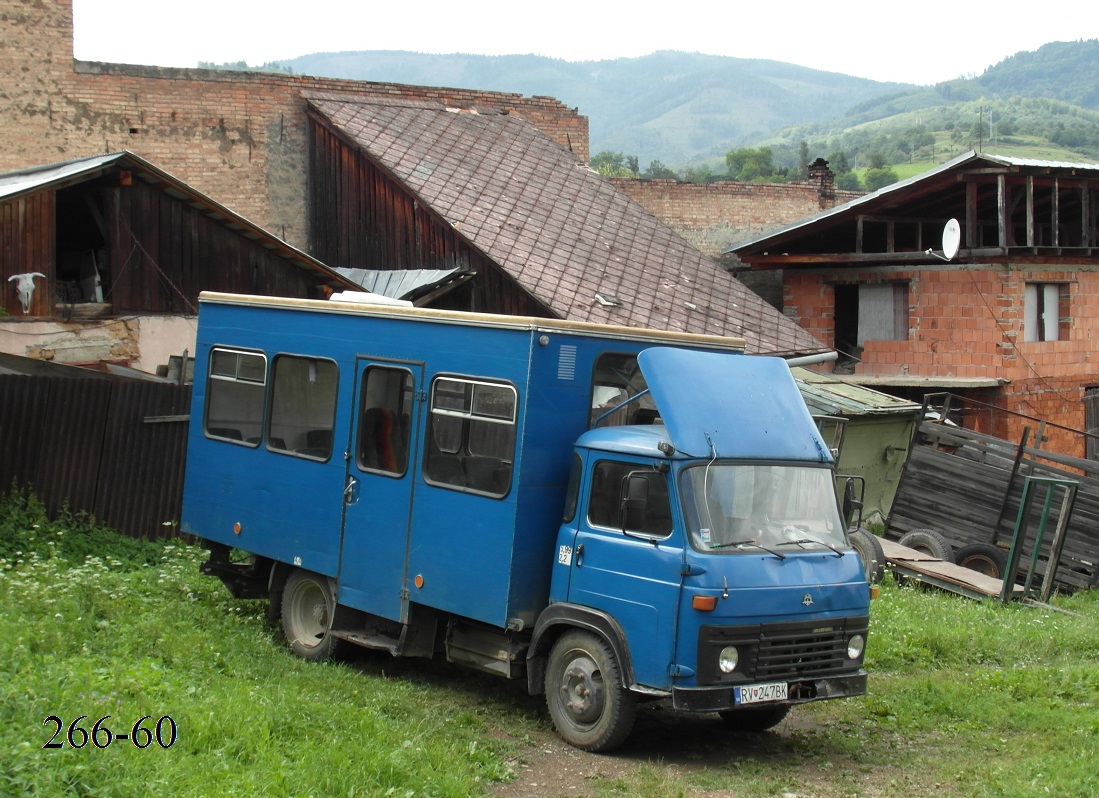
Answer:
[{"xmin": 807, "ymin": 158, "xmax": 835, "ymax": 205}]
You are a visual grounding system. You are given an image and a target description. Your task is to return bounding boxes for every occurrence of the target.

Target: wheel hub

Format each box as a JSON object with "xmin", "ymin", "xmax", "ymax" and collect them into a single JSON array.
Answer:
[{"xmin": 559, "ymin": 657, "xmax": 604, "ymax": 725}]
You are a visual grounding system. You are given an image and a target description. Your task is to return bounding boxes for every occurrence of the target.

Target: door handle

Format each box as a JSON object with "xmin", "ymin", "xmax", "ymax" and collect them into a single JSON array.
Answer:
[
  {"xmin": 344, "ymin": 475, "xmax": 358, "ymax": 504},
  {"xmin": 575, "ymin": 543, "xmax": 584, "ymax": 567}
]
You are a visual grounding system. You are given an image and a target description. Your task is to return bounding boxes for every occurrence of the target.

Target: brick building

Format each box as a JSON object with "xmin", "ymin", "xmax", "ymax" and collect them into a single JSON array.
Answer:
[
  {"xmin": 730, "ymin": 151, "xmax": 1099, "ymax": 455},
  {"xmin": 1, "ymin": 0, "xmax": 587, "ymax": 251},
  {"xmin": 612, "ymin": 160, "xmax": 862, "ymax": 259}
]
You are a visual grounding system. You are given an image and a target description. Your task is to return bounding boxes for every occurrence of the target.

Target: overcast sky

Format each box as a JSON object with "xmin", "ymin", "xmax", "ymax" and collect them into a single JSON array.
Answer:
[{"xmin": 72, "ymin": 0, "xmax": 1094, "ymax": 87}]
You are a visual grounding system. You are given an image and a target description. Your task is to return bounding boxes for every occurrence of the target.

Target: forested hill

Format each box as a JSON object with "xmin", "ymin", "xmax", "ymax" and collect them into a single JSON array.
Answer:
[
  {"xmin": 228, "ymin": 50, "xmax": 913, "ymax": 165},
  {"xmin": 207, "ymin": 39, "xmax": 1099, "ymax": 170}
]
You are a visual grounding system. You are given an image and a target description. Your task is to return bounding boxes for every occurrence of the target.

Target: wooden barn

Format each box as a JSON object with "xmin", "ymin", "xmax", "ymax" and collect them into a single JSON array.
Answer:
[
  {"xmin": 304, "ymin": 92, "xmax": 825, "ymax": 357},
  {"xmin": 0, "ymin": 152, "xmax": 357, "ymax": 373}
]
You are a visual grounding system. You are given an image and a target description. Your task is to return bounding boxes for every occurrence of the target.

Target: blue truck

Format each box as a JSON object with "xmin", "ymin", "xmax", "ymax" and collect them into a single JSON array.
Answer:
[{"xmin": 183, "ymin": 291, "xmax": 871, "ymax": 751}]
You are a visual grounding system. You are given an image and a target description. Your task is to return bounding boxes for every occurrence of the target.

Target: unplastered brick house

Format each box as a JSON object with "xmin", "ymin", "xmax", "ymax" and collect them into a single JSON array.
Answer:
[{"xmin": 730, "ymin": 151, "xmax": 1099, "ymax": 457}]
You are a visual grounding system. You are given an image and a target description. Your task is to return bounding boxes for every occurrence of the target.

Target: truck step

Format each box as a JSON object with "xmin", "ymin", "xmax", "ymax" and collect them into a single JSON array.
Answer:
[{"xmin": 332, "ymin": 630, "xmax": 401, "ymax": 654}]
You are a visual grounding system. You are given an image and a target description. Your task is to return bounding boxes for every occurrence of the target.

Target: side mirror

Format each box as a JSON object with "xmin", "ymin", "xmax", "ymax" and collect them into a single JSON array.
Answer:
[
  {"xmin": 842, "ymin": 477, "xmax": 864, "ymax": 526},
  {"xmin": 621, "ymin": 474, "xmax": 649, "ymax": 532}
]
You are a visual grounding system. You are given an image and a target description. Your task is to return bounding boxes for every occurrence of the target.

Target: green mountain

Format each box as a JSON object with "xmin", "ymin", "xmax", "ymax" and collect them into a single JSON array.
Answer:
[
  {"xmin": 257, "ymin": 50, "xmax": 910, "ymax": 166},
  {"xmin": 219, "ymin": 39, "xmax": 1099, "ymax": 171}
]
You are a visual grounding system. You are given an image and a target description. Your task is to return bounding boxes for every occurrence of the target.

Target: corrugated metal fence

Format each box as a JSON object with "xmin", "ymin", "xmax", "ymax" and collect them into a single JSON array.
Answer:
[{"xmin": 0, "ymin": 375, "xmax": 191, "ymax": 540}]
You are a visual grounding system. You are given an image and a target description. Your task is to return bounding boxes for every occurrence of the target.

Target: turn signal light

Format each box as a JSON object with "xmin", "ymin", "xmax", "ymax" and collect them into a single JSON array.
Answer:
[{"xmin": 692, "ymin": 595, "xmax": 717, "ymax": 611}]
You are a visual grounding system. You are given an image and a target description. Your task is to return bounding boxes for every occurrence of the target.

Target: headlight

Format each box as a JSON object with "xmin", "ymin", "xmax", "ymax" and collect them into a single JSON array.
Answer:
[
  {"xmin": 847, "ymin": 634, "xmax": 866, "ymax": 660},
  {"xmin": 718, "ymin": 646, "xmax": 739, "ymax": 673}
]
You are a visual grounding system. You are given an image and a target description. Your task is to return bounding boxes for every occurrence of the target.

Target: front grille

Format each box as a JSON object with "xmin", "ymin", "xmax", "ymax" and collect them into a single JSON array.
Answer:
[
  {"xmin": 756, "ymin": 625, "xmax": 847, "ymax": 679},
  {"xmin": 697, "ymin": 616, "xmax": 869, "ymax": 685}
]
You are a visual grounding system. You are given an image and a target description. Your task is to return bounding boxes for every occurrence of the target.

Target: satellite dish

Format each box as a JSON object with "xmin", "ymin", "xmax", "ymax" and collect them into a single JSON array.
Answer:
[{"xmin": 942, "ymin": 218, "xmax": 961, "ymax": 261}]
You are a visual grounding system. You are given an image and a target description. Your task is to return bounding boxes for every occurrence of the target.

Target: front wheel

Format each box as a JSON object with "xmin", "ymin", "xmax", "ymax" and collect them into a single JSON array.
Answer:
[
  {"xmin": 281, "ymin": 569, "xmax": 343, "ymax": 662},
  {"xmin": 545, "ymin": 630, "xmax": 636, "ymax": 752}
]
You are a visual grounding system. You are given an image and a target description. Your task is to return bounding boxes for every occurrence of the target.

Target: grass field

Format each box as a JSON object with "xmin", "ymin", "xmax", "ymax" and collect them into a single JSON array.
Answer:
[{"xmin": 3, "ymin": 490, "xmax": 1098, "ymax": 797}]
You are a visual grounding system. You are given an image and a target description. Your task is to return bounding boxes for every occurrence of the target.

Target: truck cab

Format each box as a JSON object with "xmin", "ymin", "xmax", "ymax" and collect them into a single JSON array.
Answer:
[{"xmin": 532, "ymin": 350, "xmax": 869, "ymax": 750}]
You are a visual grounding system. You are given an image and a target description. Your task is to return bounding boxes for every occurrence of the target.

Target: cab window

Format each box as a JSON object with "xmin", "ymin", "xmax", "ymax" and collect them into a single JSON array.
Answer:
[{"xmin": 587, "ymin": 460, "xmax": 672, "ymax": 537}]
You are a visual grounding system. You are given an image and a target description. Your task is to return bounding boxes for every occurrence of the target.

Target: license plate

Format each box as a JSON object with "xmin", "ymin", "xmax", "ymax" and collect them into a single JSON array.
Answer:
[{"xmin": 734, "ymin": 681, "xmax": 788, "ymax": 706}]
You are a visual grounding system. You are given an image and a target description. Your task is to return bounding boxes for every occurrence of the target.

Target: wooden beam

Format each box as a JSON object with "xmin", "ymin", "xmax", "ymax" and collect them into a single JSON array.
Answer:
[
  {"xmin": 966, "ymin": 181, "xmax": 978, "ymax": 249},
  {"xmin": 1052, "ymin": 177, "xmax": 1060, "ymax": 248},
  {"xmin": 1082, "ymin": 180, "xmax": 1091, "ymax": 248},
  {"xmin": 997, "ymin": 173, "xmax": 1007, "ymax": 249},
  {"xmin": 1026, "ymin": 176, "xmax": 1035, "ymax": 247}
]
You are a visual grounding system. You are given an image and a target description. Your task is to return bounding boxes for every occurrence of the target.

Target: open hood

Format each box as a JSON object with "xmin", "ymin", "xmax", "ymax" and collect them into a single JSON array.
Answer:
[{"xmin": 637, "ymin": 349, "xmax": 832, "ymax": 463}]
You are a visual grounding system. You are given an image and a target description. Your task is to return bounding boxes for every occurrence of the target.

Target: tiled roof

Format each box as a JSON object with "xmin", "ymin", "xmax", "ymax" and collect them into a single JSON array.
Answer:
[{"xmin": 307, "ymin": 92, "xmax": 826, "ymax": 357}]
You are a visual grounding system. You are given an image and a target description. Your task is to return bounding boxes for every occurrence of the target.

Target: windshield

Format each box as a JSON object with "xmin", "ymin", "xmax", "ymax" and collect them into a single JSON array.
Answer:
[{"xmin": 680, "ymin": 463, "xmax": 847, "ymax": 553}]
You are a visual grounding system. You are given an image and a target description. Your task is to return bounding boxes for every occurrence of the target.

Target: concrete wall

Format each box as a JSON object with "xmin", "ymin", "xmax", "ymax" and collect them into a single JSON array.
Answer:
[{"xmin": 0, "ymin": 314, "xmax": 196, "ymax": 374}]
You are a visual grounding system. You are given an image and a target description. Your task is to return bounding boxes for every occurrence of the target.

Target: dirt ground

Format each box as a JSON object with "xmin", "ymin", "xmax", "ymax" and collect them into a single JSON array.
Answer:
[{"xmin": 487, "ymin": 703, "xmax": 896, "ymax": 798}]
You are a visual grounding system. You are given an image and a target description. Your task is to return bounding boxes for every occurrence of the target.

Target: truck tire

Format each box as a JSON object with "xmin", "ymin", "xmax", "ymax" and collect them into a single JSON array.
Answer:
[
  {"xmin": 545, "ymin": 630, "xmax": 636, "ymax": 752},
  {"xmin": 898, "ymin": 528, "xmax": 954, "ymax": 563},
  {"xmin": 719, "ymin": 704, "xmax": 791, "ymax": 732},
  {"xmin": 955, "ymin": 543, "xmax": 1009, "ymax": 579},
  {"xmin": 848, "ymin": 528, "xmax": 886, "ymax": 584},
  {"xmin": 281, "ymin": 569, "xmax": 343, "ymax": 662}
]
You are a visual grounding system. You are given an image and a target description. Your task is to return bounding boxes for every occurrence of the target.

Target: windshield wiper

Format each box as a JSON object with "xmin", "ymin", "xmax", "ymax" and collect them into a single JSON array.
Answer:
[
  {"xmin": 777, "ymin": 537, "xmax": 845, "ymax": 557},
  {"xmin": 710, "ymin": 539, "xmax": 786, "ymax": 559}
]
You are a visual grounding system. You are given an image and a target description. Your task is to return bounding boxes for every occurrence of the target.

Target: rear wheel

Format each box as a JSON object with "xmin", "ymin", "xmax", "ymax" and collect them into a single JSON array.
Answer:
[
  {"xmin": 281, "ymin": 569, "xmax": 343, "ymax": 662},
  {"xmin": 719, "ymin": 704, "xmax": 791, "ymax": 732},
  {"xmin": 545, "ymin": 630, "xmax": 636, "ymax": 752},
  {"xmin": 849, "ymin": 528, "xmax": 886, "ymax": 583},
  {"xmin": 955, "ymin": 542, "xmax": 1009, "ymax": 579},
  {"xmin": 898, "ymin": 528, "xmax": 954, "ymax": 563}
]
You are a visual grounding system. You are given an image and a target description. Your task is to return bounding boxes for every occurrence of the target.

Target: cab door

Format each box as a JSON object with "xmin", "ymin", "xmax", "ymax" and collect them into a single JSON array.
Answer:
[
  {"xmin": 564, "ymin": 456, "xmax": 685, "ymax": 690},
  {"xmin": 337, "ymin": 359, "xmax": 423, "ymax": 623}
]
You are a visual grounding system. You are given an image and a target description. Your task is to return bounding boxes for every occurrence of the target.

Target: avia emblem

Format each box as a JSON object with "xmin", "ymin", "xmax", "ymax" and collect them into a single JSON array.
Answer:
[{"xmin": 802, "ymin": 593, "xmax": 814, "ymax": 607}]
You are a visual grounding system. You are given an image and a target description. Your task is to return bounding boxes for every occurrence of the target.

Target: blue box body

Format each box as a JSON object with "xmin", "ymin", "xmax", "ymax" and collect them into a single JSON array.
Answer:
[{"xmin": 181, "ymin": 293, "xmax": 744, "ymax": 630}]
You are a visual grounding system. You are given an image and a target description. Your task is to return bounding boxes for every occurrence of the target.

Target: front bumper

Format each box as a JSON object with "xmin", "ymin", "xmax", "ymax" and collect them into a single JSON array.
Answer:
[{"xmin": 670, "ymin": 670, "xmax": 868, "ymax": 713}]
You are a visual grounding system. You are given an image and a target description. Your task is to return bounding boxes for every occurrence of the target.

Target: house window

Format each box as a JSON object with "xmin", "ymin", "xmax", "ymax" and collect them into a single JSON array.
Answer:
[
  {"xmin": 1024, "ymin": 283, "xmax": 1064, "ymax": 342},
  {"xmin": 1085, "ymin": 387, "xmax": 1099, "ymax": 462},
  {"xmin": 833, "ymin": 282, "xmax": 909, "ymax": 366},
  {"xmin": 857, "ymin": 283, "xmax": 909, "ymax": 342},
  {"xmin": 424, "ymin": 377, "xmax": 517, "ymax": 497},
  {"xmin": 205, "ymin": 348, "xmax": 267, "ymax": 445}
]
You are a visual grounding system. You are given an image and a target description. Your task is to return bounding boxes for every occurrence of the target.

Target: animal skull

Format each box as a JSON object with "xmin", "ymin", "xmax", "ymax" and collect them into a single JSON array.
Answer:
[{"xmin": 8, "ymin": 272, "xmax": 47, "ymax": 314}]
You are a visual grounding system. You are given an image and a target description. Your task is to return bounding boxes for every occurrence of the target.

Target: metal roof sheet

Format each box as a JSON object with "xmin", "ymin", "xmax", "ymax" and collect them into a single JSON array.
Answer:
[
  {"xmin": 0, "ymin": 153, "xmax": 124, "ymax": 201},
  {"xmin": 0, "ymin": 152, "xmax": 360, "ymax": 292},
  {"xmin": 791, "ymin": 367, "xmax": 921, "ymax": 417},
  {"xmin": 333, "ymin": 267, "xmax": 468, "ymax": 302},
  {"xmin": 727, "ymin": 150, "xmax": 1099, "ymax": 255}
]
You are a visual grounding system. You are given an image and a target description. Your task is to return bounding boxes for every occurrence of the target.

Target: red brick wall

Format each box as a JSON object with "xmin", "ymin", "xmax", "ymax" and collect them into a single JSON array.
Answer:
[
  {"xmin": 1, "ymin": 0, "xmax": 588, "ymax": 250},
  {"xmin": 610, "ymin": 178, "xmax": 862, "ymax": 258},
  {"xmin": 785, "ymin": 264, "xmax": 1099, "ymax": 445}
]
